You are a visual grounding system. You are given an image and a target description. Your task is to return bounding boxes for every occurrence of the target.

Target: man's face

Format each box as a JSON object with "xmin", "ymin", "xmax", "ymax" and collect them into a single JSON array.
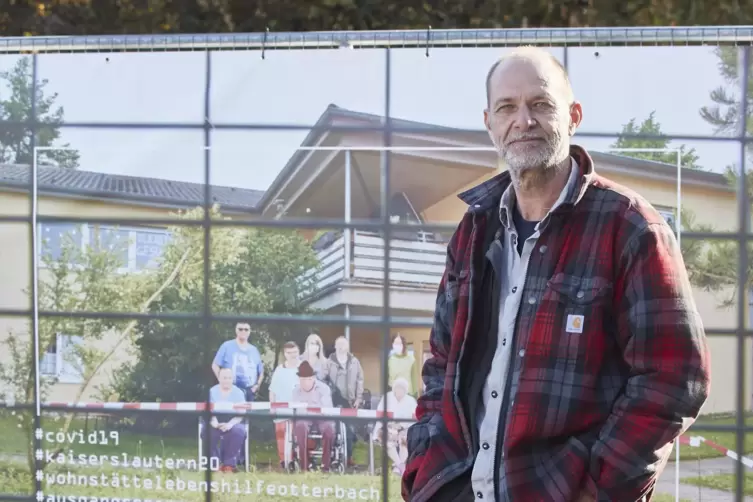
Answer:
[
  {"xmin": 300, "ymin": 376, "xmax": 315, "ymax": 392},
  {"xmin": 235, "ymin": 323, "xmax": 250, "ymax": 342},
  {"xmin": 219, "ymin": 369, "xmax": 233, "ymax": 388},
  {"xmin": 284, "ymin": 347, "xmax": 300, "ymax": 363},
  {"xmin": 484, "ymin": 57, "xmax": 582, "ymax": 184},
  {"xmin": 335, "ymin": 338, "xmax": 349, "ymax": 355}
]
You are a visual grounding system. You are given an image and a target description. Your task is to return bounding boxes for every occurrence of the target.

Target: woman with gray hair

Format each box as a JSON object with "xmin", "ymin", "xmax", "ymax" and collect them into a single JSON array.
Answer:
[{"xmin": 372, "ymin": 377, "xmax": 417, "ymax": 475}]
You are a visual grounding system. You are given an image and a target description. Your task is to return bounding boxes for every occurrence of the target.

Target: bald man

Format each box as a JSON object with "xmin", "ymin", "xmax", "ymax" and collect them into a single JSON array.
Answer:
[{"xmin": 401, "ymin": 46, "xmax": 710, "ymax": 502}]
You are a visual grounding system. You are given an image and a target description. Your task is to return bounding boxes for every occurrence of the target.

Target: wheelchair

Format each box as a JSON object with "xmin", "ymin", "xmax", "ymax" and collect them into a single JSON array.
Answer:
[{"xmin": 283, "ymin": 419, "xmax": 349, "ymax": 474}]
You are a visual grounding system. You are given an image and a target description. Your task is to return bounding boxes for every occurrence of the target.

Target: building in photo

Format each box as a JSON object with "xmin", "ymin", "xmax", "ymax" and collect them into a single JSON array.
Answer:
[{"xmin": 0, "ymin": 104, "xmax": 746, "ymax": 415}]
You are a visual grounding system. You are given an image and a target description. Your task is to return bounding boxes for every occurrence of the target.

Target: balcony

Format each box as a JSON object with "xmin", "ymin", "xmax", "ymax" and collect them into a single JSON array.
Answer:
[{"xmin": 301, "ymin": 229, "xmax": 447, "ymax": 313}]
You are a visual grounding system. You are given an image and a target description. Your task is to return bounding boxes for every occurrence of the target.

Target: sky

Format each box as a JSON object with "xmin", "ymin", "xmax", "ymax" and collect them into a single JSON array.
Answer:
[{"xmin": 0, "ymin": 45, "xmax": 744, "ymax": 192}]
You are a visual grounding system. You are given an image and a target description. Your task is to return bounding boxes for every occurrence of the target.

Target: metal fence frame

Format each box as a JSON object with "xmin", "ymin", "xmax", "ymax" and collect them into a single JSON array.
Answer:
[{"xmin": 0, "ymin": 26, "xmax": 750, "ymax": 502}]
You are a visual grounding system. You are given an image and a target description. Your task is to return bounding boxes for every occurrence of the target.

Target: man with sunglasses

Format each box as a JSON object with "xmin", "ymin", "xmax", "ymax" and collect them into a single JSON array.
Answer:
[{"xmin": 212, "ymin": 322, "xmax": 265, "ymax": 401}]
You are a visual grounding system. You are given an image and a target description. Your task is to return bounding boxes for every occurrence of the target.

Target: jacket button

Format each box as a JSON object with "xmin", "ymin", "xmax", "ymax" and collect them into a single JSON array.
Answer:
[
  {"xmin": 539, "ymin": 245, "xmax": 548, "ymax": 253},
  {"xmin": 511, "ymin": 286, "xmax": 517, "ymax": 293},
  {"xmin": 477, "ymin": 492, "xmax": 483, "ymax": 499},
  {"xmin": 482, "ymin": 442, "xmax": 490, "ymax": 450},
  {"xmin": 491, "ymin": 391, "xmax": 498, "ymax": 398}
]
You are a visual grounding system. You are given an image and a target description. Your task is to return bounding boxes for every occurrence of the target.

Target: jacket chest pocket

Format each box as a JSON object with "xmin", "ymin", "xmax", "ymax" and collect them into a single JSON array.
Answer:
[{"xmin": 545, "ymin": 273, "xmax": 613, "ymax": 364}]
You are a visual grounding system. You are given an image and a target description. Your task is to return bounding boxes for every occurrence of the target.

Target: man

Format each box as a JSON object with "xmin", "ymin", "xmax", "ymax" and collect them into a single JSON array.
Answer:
[
  {"xmin": 269, "ymin": 341, "xmax": 301, "ymax": 469},
  {"xmin": 324, "ymin": 335, "xmax": 365, "ymax": 467},
  {"xmin": 402, "ymin": 46, "xmax": 711, "ymax": 502},
  {"xmin": 292, "ymin": 360, "xmax": 336, "ymax": 472},
  {"xmin": 204, "ymin": 367, "xmax": 247, "ymax": 473},
  {"xmin": 212, "ymin": 322, "xmax": 264, "ymax": 401}
]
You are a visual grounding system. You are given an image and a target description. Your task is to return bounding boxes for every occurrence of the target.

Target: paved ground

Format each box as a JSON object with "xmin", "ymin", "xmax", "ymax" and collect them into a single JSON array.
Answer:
[{"xmin": 654, "ymin": 457, "xmax": 753, "ymax": 501}]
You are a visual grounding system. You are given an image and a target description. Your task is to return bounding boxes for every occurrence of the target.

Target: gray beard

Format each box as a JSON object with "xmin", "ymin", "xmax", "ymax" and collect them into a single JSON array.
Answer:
[{"xmin": 502, "ymin": 140, "xmax": 570, "ymax": 191}]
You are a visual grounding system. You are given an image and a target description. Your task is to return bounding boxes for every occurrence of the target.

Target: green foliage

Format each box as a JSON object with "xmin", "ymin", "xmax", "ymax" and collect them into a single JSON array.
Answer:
[
  {"xmin": 678, "ymin": 47, "xmax": 753, "ymax": 306},
  {"xmin": 104, "ymin": 206, "xmax": 319, "ymax": 425},
  {"xmin": 0, "ymin": 206, "xmax": 322, "ymax": 467},
  {"xmin": 609, "ymin": 111, "xmax": 702, "ymax": 169},
  {"xmin": 4, "ymin": 0, "xmax": 752, "ymax": 35},
  {"xmin": 607, "ymin": 67, "xmax": 753, "ymax": 307},
  {"xmin": 699, "ymin": 47, "xmax": 752, "ymax": 139},
  {"xmin": 698, "ymin": 46, "xmax": 753, "ymax": 203},
  {"xmin": 0, "ymin": 224, "xmax": 149, "ymax": 472},
  {"xmin": 0, "ymin": 56, "xmax": 79, "ymax": 169}
]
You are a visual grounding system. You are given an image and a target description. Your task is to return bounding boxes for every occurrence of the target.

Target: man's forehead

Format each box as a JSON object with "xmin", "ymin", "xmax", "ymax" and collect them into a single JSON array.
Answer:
[{"xmin": 490, "ymin": 57, "xmax": 565, "ymax": 97}]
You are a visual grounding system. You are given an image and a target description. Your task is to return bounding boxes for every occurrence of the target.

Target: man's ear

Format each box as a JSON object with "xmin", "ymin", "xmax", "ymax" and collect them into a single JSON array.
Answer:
[{"xmin": 569, "ymin": 102, "xmax": 583, "ymax": 136}]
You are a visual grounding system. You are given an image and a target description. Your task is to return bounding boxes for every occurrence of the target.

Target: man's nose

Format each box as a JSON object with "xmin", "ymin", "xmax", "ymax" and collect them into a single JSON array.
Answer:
[{"xmin": 512, "ymin": 106, "xmax": 537, "ymax": 130}]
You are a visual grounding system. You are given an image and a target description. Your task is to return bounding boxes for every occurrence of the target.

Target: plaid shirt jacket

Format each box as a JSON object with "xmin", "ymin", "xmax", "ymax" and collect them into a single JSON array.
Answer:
[{"xmin": 401, "ymin": 145, "xmax": 711, "ymax": 502}]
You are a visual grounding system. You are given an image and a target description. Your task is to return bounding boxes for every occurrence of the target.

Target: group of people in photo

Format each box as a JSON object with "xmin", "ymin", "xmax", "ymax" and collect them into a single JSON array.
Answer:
[{"xmin": 202, "ymin": 322, "xmax": 418, "ymax": 475}]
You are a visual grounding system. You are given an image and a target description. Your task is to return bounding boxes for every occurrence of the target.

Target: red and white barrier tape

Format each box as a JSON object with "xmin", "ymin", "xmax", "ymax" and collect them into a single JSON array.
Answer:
[
  {"xmin": 679, "ymin": 434, "xmax": 753, "ymax": 468},
  {"xmin": 43, "ymin": 401, "xmax": 396, "ymax": 419}
]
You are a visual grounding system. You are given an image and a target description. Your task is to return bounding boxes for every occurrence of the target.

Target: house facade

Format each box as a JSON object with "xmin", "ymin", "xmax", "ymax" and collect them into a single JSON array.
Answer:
[{"xmin": 0, "ymin": 104, "xmax": 747, "ymax": 415}]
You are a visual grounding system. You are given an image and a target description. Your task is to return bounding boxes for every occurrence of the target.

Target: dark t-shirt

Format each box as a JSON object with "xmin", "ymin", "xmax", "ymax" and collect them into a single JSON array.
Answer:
[{"xmin": 512, "ymin": 204, "xmax": 539, "ymax": 255}]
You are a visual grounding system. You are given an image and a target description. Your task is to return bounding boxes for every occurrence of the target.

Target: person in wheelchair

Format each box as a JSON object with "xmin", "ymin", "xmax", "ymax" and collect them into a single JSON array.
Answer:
[
  {"xmin": 291, "ymin": 361, "xmax": 336, "ymax": 472},
  {"xmin": 204, "ymin": 367, "xmax": 247, "ymax": 473},
  {"xmin": 372, "ymin": 377, "xmax": 417, "ymax": 476}
]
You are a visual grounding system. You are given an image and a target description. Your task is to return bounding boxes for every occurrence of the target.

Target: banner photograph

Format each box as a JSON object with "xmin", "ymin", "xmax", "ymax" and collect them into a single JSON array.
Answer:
[{"xmin": 0, "ymin": 27, "xmax": 750, "ymax": 502}]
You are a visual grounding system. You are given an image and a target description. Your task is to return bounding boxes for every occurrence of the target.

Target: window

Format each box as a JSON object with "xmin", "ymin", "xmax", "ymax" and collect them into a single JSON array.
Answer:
[
  {"xmin": 656, "ymin": 206, "xmax": 678, "ymax": 233},
  {"xmin": 40, "ymin": 334, "xmax": 84, "ymax": 384},
  {"xmin": 135, "ymin": 229, "xmax": 171, "ymax": 269},
  {"xmin": 39, "ymin": 223, "xmax": 84, "ymax": 262},
  {"xmin": 91, "ymin": 225, "xmax": 131, "ymax": 269},
  {"xmin": 39, "ymin": 223, "xmax": 171, "ymax": 272},
  {"xmin": 92, "ymin": 225, "xmax": 171, "ymax": 272}
]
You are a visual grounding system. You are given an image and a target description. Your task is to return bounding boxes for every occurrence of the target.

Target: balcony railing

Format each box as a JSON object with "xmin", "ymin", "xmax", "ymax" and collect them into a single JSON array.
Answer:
[{"xmin": 302, "ymin": 229, "xmax": 447, "ymax": 299}]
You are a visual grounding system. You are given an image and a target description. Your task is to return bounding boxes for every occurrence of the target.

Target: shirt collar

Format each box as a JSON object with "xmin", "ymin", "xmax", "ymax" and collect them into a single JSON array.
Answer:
[
  {"xmin": 498, "ymin": 156, "xmax": 580, "ymax": 231},
  {"xmin": 457, "ymin": 144, "xmax": 595, "ymax": 215}
]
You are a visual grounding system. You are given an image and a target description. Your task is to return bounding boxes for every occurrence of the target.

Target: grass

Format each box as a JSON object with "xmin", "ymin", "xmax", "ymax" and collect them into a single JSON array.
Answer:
[
  {"xmin": 3, "ymin": 411, "xmax": 746, "ymax": 464},
  {"xmin": 0, "ymin": 461, "xmax": 400, "ymax": 501},
  {"xmin": 653, "ymin": 495, "xmax": 691, "ymax": 502},
  {"xmin": 0, "ymin": 460, "xmax": 690, "ymax": 502},
  {"xmin": 0, "ymin": 412, "xmax": 389, "ymax": 500},
  {"xmin": 683, "ymin": 472, "xmax": 753, "ymax": 496},
  {"xmin": 0, "ymin": 410, "xmax": 747, "ymax": 501},
  {"xmin": 0, "ymin": 413, "xmax": 381, "ymax": 468}
]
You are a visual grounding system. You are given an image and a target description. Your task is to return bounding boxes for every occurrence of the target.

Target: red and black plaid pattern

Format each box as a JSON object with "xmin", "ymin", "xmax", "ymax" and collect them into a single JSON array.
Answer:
[{"xmin": 402, "ymin": 145, "xmax": 711, "ymax": 502}]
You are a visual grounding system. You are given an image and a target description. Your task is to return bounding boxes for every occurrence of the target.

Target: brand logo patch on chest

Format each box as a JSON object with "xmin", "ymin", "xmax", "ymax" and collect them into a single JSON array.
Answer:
[{"xmin": 566, "ymin": 314, "xmax": 584, "ymax": 334}]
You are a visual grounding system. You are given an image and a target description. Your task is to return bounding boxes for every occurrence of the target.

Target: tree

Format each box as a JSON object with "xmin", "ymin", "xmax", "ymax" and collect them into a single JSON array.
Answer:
[
  {"xmin": 677, "ymin": 46, "xmax": 753, "ymax": 308},
  {"xmin": 1, "ymin": 0, "xmax": 750, "ymax": 36},
  {"xmin": 699, "ymin": 46, "xmax": 753, "ymax": 198},
  {"xmin": 0, "ymin": 56, "xmax": 79, "ymax": 169},
  {"xmin": 0, "ymin": 222, "xmax": 181, "ymax": 474},
  {"xmin": 101, "ymin": 206, "xmax": 319, "ymax": 432},
  {"xmin": 609, "ymin": 111, "xmax": 702, "ymax": 169},
  {"xmin": 608, "ymin": 108, "xmax": 747, "ymax": 307}
]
